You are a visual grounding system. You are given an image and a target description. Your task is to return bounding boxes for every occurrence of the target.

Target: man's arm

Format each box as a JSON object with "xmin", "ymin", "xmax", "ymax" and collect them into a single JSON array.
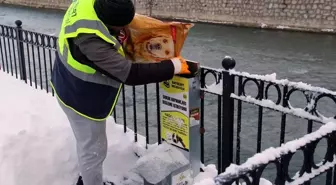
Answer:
[{"xmin": 73, "ymin": 34, "xmax": 176, "ymax": 85}]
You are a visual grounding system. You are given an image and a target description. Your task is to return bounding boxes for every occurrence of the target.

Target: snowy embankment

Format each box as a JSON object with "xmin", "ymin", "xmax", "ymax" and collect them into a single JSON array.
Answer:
[
  {"xmin": 3, "ymin": 69, "xmax": 332, "ymax": 185},
  {"xmin": 0, "ymin": 71, "xmax": 221, "ymax": 185}
]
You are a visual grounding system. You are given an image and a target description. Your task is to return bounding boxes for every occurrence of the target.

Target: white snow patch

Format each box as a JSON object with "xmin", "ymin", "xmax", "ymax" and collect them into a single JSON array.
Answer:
[
  {"xmin": 125, "ymin": 142, "xmax": 189, "ymax": 184},
  {"xmin": 200, "ymin": 65, "xmax": 224, "ymax": 73},
  {"xmin": 286, "ymin": 157, "xmax": 336, "ymax": 185},
  {"xmin": 196, "ymin": 174, "xmax": 273, "ymax": 185},
  {"xmin": 0, "ymin": 71, "xmax": 219, "ymax": 185},
  {"xmin": 321, "ymin": 28, "xmax": 334, "ymax": 32},
  {"xmin": 276, "ymin": 25, "xmax": 291, "ymax": 29},
  {"xmin": 194, "ymin": 164, "xmax": 218, "ymax": 184},
  {"xmin": 260, "ymin": 23, "xmax": 267, "ymax": 28},
  {"xmin": 205, "ymin": 81, "xmax": 223, "ymax": 95},
  {"xmin": 0, "ymin": 71, "xmax": 150, "ymax": 185}
]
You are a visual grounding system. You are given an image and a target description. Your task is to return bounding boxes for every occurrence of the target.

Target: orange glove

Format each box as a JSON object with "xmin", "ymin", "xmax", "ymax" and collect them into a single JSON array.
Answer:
[{"xmin": 170, "ymin": 56, "xmax": 191, "ymax": 75}]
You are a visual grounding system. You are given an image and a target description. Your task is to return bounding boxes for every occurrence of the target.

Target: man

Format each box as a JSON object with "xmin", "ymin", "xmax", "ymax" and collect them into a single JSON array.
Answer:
[{"xmin": 50, "ymin": 0, "xmax": 196, "ymax": 185}]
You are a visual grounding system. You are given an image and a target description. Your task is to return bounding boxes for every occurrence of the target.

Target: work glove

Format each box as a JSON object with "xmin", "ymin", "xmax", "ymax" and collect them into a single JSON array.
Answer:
[
  {"xmin": 170, "ymin": 56, "xmax": 191, "ymax": 75},
  {"xmin": 171, "ymin": 56, "xmax": 199, "ymax": 76}
]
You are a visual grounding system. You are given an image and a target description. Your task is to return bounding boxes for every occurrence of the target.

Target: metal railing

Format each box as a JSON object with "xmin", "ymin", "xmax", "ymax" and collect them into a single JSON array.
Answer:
[
  {"xmin": 202, "ymin": 66, "xmax": 336, "ymax": 185},
  {"xmin": 1, "ymin": 20, "xmax": 336, "ymax": 185}
]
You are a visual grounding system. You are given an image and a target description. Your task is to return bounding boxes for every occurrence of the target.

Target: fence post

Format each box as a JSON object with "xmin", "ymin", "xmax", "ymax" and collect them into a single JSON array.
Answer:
[
  {"xmin": 221, "ymin": 56, "xmax": 236, "ymax": 172},
  {"xmin": 15, "ymin": 20, "xmax": 27, "ymax": 83}
]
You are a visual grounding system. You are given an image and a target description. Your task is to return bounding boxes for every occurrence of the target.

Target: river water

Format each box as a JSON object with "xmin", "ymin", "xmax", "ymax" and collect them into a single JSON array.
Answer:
[{"xmin": 1, "ymin": 4, "xmax": 336, "ymax": 184}]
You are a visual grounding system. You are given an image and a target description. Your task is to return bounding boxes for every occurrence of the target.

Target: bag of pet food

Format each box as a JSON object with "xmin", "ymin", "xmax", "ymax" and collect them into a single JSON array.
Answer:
[{"xmin": 117, "ymin": 13, "xmax": 194, "ymax": 63}]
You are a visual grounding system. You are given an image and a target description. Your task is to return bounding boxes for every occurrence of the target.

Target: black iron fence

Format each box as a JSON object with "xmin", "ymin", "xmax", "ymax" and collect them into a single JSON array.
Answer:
[
  {"xmin": 204, "ymin": 66, "xmax": 336, "ymax": 185},
  {"xmin": 1, "ymin": 20, "xmax": 336, "ymax": 185}
]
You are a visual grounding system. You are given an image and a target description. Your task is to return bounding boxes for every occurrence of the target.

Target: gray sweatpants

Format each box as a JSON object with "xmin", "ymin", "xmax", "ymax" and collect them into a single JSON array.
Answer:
[{"xmin": 58, "ymin": 100, "xmax": 107, "ymax": 185}]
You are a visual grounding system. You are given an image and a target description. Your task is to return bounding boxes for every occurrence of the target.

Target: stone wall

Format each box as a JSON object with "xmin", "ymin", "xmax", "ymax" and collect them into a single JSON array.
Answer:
[
  {"xmin": 2, "ymin": 0, "xmax": 336, "ymax": 32},
  {"xmin": 135, "ymin": 0, "xmax": 336, "ymax": 32}
]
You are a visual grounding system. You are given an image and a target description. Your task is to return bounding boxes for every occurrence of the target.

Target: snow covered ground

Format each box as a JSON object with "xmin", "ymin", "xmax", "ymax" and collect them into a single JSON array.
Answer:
[
  {"xmin": 5, "ymin": 69, "xmax": 333, "ymax": 185},
  {"xmin": 0, "ymin": 71, "xmax": 221, "ymax": 185}
]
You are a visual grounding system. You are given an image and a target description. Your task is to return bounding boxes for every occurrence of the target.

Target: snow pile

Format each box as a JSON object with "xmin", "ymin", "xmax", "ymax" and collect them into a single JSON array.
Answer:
[
  {"xmin": 0, "ymin": 71, "xmax": 217, "ymax": 185},
  {"xmin": 126, "ymin": 142, "xmax": 189, "ymax": 184},
  {"xmin": 0, "ymin": 72, "xmax": 149, "ymax": 185}
]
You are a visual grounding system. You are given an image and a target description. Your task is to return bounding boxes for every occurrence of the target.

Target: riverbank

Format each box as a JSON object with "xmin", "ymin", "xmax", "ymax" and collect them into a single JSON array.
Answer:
[{"xmin": 1, "ymin": 0, "xmax": 336, "ymax": 34}]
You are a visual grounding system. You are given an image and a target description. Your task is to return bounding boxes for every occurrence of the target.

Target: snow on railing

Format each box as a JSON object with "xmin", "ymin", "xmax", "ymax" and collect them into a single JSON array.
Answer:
[
  {"xmin": 200, "ymin": 68, "xmax": 336, "ymax": 124},
  {"xmin": 214, "ymin": 121, "xmax": 336, "ymax": 185},
  {"xmin": 201, "ymin": 69, "xmax": 336, "ymax": 96},
  {"xmin": 231, "ymin": 94, "xmax": 336, "ymax": 124},
  {"xmin": 286, "ymin": 158, "xmax": 336, "ymax": 185},
  {"xmin": 229, "ymin": 70, "xmax": 336, "ymax": 96}
]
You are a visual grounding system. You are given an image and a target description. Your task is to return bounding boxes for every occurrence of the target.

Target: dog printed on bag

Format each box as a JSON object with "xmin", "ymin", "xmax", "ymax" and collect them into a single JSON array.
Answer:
[{"xmin": 118, "ymin": 13, "xmax": 194, "ymax": 63}]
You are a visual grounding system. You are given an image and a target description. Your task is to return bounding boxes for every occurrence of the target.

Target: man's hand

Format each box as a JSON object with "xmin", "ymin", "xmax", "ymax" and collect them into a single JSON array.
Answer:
[{"xmin": 171, "ymin": 56, "xmax": 191, "ymax": 75}]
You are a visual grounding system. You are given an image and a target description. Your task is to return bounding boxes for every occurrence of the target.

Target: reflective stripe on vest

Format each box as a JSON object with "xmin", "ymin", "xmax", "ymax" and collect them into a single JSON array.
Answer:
[
  {"xmin": 63, "ymin": 19, "xmax": 125, "ymax": 56},
  {"xmin": 56, "ymin": 43, "xmax": 122, "ymax": 88},
  {"xmin": 58, "ymin": 0, "xmax": 125, "ymax": 75},
  {"xmin": 59, "ymin": 19, "xmax": 125, "ymax": 74},
  {"xmin": 64, "ymin": 19, "xmax": 118, "ymax": 46}
]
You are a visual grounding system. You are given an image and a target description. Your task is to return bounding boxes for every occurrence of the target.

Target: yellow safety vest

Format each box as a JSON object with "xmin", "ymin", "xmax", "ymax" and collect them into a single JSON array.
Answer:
[{"xmin": 50, "ymin": 0, "xmax": 125, "ymax": 121}]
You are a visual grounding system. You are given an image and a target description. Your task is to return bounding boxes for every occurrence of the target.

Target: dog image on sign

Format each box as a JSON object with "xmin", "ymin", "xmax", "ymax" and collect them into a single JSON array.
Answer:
[{"xmin": 117, "ymin": 13, "xmax": 194, "ymax": 63}]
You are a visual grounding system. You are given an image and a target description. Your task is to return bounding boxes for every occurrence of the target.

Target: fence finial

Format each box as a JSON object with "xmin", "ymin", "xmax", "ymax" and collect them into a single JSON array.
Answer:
[
  {"xmin": 222, "ymin": 56, "xmax": 236, "ymax": 70},
  {"xmin": 15, "ymin": 20, "xmax": 22, "ymax": 28}
]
